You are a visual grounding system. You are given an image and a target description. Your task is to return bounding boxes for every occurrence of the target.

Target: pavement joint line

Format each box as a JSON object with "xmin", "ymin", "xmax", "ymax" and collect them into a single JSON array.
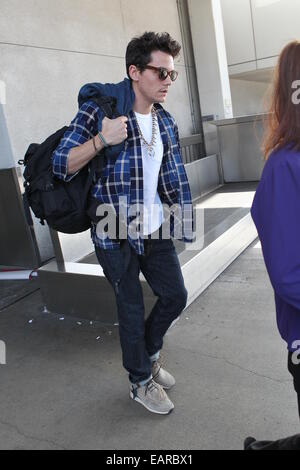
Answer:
[
  {"xmin": 0, "ymin": 288, "xmax": 40, "ymax": 313},
  {"xmin": 0, "ymin": 419, "xmax": 68, "ymax": 450},
  {"xmin": 172, "ymin": 347, "xmax": 292, "ymax": 384}
]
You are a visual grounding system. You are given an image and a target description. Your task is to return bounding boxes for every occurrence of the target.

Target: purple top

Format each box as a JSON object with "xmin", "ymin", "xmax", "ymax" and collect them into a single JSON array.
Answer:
[{"xmin": 251, "ymin": 144, "xmax": 300, "ymax": 351}]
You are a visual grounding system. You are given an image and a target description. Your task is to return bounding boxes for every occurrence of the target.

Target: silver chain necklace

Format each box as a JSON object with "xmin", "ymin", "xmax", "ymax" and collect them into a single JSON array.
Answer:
[{"xmin": 135, "ymin": 107, "xmax": 158, "ymax": 158}]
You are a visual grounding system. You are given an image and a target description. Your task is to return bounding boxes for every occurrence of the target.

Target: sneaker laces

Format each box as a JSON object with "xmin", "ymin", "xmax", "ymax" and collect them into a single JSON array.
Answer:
[{"xmin": 145, "ymin": 379, "xmax": 165, "ymax": 399}]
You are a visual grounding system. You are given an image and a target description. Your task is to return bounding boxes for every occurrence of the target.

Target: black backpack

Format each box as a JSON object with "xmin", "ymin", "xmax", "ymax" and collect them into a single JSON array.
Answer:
[{"xmin": 18, "ymin": 95, "xmax": 118, "ymax": 234}]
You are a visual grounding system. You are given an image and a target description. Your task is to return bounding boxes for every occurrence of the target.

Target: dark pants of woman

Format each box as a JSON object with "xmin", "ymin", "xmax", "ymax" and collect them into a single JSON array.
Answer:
[
  {"xmin": 288, "ymin": 351, "xmax": 300, "ymax": 419},
  {"xmin": 244, "ymin": 352, "xmax": 300, "ymax": 450}
]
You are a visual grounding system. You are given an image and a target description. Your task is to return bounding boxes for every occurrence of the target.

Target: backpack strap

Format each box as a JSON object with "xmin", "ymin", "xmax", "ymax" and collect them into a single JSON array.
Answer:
[
  {"xmin": 88, "ymin": 95, "xmax": 120, "ymax": 119},
  {"xmin": 85, "ymin": 95, "xmax": 120, "ymax": 183}
]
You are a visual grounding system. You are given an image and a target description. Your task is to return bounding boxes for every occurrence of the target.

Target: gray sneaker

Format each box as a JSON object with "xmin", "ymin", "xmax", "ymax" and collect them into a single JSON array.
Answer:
[
  {"xmin": 152, "ymin": 359, "xmax": 176, "ymax": 390},
  {"xmin": 130, "ymin": 379, "xmax": 174, "ymax": 415}
]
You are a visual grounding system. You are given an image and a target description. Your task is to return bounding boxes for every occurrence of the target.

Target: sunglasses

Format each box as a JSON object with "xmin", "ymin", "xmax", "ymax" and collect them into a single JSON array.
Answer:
[{"xmin": 142, "ymin": 65, "xmax": 178, "ymax": 82}]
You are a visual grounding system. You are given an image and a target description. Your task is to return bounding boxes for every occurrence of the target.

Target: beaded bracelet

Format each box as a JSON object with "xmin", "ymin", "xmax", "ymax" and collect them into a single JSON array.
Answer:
[
  {"xmin": 98, "ymin": 131, "xmax": 109, "ymax": 148},
  {"xmin": 92, "ymin": 136, "xmax": 100, "ymax": 153}
]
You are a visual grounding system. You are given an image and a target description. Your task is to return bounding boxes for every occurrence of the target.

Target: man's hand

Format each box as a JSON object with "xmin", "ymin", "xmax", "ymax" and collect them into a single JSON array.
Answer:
[
  {"xmin": 101, "ymin": 116, "xmax": 128, "ymax": 146},
  {"xmin": 66, "ymin": 116, "xmax": 128, "ymax": 175}
]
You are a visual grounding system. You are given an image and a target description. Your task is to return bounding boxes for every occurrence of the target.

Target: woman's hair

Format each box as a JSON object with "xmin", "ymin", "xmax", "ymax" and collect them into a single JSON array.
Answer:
[
  {"xmin": 262, "ymin": 40, "xmax": 300, "ymax": 159},
  {"xmin": 125, "ymin": 32, "xmax": 181, "ymax": 79}
]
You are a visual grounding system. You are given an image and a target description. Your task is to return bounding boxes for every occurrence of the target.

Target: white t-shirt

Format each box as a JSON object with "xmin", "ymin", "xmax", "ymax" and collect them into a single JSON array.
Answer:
[{"xmin": 134, "ymin": 111, "xmax": 164, "ymax": 235}]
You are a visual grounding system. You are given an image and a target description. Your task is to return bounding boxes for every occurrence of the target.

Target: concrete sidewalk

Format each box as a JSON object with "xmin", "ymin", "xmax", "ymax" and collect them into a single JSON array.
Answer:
[{"xmin": 0, "ymin": 240, "xmax": 299, "ymax": 450}]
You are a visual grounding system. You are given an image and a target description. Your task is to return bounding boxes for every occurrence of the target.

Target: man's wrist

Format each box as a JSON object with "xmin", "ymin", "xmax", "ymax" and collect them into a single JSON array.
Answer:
[
  {"xmin": 92, "ymin": 136, "xmax": 100, "ymax": 153},
  {"xmin": 94, "ymin": 134, "xmax": 105, "ymax": 152},
  {"xmin": 98, "ymin": 131, "xmax": 109, "ymax": 148}
]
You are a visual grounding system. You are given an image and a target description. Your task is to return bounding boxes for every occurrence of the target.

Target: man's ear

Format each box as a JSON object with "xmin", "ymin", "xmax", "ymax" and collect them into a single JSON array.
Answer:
[{"xmin": 128, "ymin": 65, "xmax": 140, "ymax": 82}]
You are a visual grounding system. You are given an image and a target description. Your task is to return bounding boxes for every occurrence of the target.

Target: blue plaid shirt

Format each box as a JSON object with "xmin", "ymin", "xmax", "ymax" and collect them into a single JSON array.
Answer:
[{"xmin": 52, "ymin": 100, "xmax": 194, "ymax": 255}]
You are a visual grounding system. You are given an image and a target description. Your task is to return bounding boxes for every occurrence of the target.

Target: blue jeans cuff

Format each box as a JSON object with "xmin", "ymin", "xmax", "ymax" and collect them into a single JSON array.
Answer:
[
  {"xmin": 130, "ymin": 374, "xmax": 152, "ymax": 388},
  {"xmin": 149, "ymin": 350, "xmax": 160, "ymax": 363}
]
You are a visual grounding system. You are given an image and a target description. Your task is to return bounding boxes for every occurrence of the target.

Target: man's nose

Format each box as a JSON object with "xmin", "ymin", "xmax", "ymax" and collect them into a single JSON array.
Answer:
[{"xmin": 164, "ymin": 75, "xmax": 172, "ymax": 86}]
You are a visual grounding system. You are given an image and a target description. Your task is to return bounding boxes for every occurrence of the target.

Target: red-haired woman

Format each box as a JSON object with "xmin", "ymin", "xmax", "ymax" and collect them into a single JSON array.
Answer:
[{"xmin": 251, "ymin": 41, "xmax": 300, "ymax": 420}]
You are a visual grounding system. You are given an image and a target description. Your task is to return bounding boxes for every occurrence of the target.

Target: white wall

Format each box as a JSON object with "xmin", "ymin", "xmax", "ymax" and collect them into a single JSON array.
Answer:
[
  {"xmin": 0, "ymin": 0, "xmax": 194, "ymax": 166},
  {"xmin": 230, "ymin": 79, "xmax": 270, "ymax": 116},
  {"xmin": 252, "ymin": 0, "xmax": 300, "ymax": 60},
  {"xmin": 188, "ymin": 0, "xmax": 227, "ymax": 119},
  {"xmin": 188, "ymin": 0, "xmax": 232, "ymax": 155},
  {"xmin": 221, "ymin": 0, "xmax": 255, "ymax": 67},
  {"xmin": 221, "ymin": 0, "xmax": 300, "ymax": 75},
  {"xmin": 0, "ymin": 105, "xmax": 14, "ymax": 168}
]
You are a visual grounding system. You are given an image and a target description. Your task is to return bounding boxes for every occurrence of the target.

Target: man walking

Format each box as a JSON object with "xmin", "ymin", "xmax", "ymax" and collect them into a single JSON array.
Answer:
[{"xmin": 52, "ymin": 32, "xmax": 194, "ymax": 414}]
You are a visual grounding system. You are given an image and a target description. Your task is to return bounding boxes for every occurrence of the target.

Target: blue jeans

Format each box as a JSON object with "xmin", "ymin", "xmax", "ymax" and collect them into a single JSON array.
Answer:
[{"xmin": 95, "ymin": 237, "xmax": 188, "ymax": 385}]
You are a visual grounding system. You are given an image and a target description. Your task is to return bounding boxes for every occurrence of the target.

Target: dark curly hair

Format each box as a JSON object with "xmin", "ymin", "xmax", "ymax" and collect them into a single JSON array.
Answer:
[{"xmin": 125, "ymin": 31, "xmax": 181, "ymax": 80}]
